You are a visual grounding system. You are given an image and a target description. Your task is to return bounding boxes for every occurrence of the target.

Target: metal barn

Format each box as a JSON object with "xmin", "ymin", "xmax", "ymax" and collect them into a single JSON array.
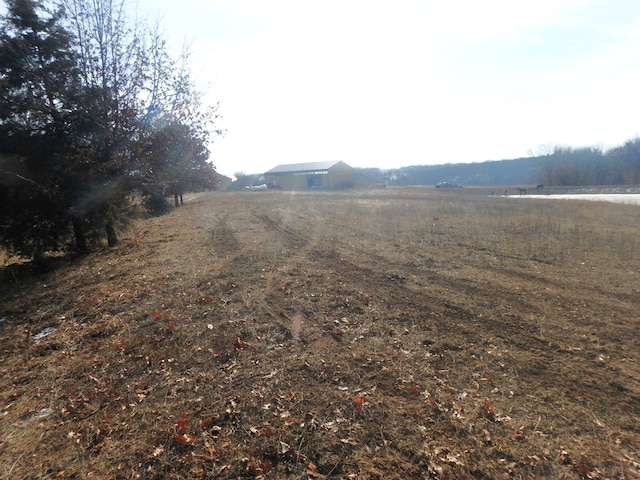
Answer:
[{"xmin": 264, "ymin": 161, "xmax": 354, "ymax": 190}]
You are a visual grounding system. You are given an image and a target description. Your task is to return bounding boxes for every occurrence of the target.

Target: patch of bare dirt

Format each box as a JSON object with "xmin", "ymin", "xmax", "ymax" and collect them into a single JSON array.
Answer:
[{"xmin": 1, "ymin": 189, "xmax": 639, "ymax": 479}]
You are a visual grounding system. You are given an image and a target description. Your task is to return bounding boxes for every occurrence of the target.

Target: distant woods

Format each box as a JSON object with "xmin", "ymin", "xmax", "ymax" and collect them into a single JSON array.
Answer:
[
  {"xmin": 0, "ymin": 0, "xmax": 221, "ymax": 259},
  {"xmin": 538, "ymin": 142, "xmax": 640, "ymax": 186},
  {"xmin": 383, "ymin": 140, "xmax": 640, "ymax": 188}
]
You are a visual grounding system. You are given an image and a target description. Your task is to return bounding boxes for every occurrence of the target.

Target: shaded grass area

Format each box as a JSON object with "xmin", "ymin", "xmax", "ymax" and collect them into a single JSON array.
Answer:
[{"xmin": 1, "ymin": 188, "xmax": 639, "ymax": 479}]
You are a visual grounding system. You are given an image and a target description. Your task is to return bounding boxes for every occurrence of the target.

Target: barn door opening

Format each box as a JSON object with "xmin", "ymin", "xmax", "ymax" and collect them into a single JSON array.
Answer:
[{"xmin": 307, "ymin": 174, "xmax": 323, "ymax": 188}]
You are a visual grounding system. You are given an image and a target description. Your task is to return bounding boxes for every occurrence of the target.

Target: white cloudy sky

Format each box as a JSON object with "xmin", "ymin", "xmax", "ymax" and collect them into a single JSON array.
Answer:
[{"xmin": 136, "ymin": 0, "xmax": 640, "ymax": 178}]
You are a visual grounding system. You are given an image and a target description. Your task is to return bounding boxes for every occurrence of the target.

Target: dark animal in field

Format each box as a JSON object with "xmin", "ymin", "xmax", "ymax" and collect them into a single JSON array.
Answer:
[
  {"xmin": 517, "ymin": 187, "xmax": 527, "ymax": 195},
  {"xmin": 536, "ymin": 184, "xmax": 544, "ymax": 192}
]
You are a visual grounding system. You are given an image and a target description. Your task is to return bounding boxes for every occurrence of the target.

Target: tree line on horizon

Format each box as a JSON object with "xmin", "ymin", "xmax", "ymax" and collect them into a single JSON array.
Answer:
[
  {"xmin": 0, "ymin": 0, "xmax": 220, "ymax": 261},
  {"xmin": 380, "ymin": 139, "xmax": 640, "ymax": 187},
  {"xmin": 537, "ymin": 141, "xmax": 640, "ymax": 186}
]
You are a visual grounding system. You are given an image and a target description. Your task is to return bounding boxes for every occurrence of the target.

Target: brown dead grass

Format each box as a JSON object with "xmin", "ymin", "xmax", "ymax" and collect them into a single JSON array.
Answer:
[{"xmin": 1, "ymin": 188, "xmax": 639, "ymax": 479}]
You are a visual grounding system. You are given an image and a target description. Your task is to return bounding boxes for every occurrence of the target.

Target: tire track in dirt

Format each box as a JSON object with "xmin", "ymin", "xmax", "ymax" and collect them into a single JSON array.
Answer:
[
  {"xmin": 481, "ymin": 261, "xmax": 639, "ymax": 308},
  {"xmin": 208, "ymin": 213, "xmax": 240, "ymax": 255},
  {"xmin": 193, "ymin": 203, "xmax": 317, "ymax": 346},
  {"xmin": 253, "ymin": 211, "xmax": 309, "ymax": 249}
]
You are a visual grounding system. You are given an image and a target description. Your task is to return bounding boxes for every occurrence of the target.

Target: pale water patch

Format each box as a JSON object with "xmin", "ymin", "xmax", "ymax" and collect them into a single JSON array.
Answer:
[{"xmin": 513, "ymin": 194, "xmax": 640, "ymax": 205}]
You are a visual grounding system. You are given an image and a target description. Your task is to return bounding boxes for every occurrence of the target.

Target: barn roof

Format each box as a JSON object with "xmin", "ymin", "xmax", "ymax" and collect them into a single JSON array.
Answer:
[{"xmin": 265, "ymin": 160, "xmax": 349, "ymax": 174}]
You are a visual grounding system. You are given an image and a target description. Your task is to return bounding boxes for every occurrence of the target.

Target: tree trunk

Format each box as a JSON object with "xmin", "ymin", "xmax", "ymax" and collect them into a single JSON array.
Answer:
[
  {"xmin": 73, "ymin": 218, "xmax": 88, "ymax": 253},
  {"xmin": 106, "ymin": 222, "xmax": 118, "ymax": 247},
  {"xmin": 174, "ymin": 192, "xmax": 179, "ymax": 207}
]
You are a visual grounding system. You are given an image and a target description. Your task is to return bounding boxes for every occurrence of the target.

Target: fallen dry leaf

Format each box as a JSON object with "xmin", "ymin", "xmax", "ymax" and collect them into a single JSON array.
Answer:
[{"xmin": 306, "ymin": 462, "xmax": 325, "ymax": 478}]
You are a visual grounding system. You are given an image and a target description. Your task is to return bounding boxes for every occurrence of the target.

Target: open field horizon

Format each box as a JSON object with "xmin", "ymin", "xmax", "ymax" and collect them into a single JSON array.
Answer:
[{"xmin": 1, "ymin": 188, "xmax": 639, "ymax": 479}]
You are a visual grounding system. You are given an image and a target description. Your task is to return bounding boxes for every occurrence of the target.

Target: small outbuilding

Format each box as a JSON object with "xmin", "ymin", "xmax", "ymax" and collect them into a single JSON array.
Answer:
[
  {"xmin": 214, "ymin": 173, "xmax": 233, "ymax": 191},
  {"xmin": 264, "ymin": 161, "xmax": 353, "ymax": 190}
]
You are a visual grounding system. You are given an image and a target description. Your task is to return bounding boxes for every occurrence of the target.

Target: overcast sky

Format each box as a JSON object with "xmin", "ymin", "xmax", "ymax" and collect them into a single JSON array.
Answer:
[{"xmin": 136, "ymin": 0, "xmax": 640, "ymax": 178}]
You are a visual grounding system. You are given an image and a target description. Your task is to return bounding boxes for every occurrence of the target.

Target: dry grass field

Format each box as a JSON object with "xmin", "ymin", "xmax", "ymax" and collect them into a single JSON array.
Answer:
[{"xmin": 1, "ymin": 188, "xmax": 639, "ymax": 479}]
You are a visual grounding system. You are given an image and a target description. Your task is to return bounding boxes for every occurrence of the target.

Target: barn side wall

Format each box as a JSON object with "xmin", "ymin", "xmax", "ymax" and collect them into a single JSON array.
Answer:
[
  {"xmin": 266, "ymin": 165, "xmax": 353, "ymax": 190},
  {"xmin": 265, "ymin": 173, "xmax": 308, "ymax": 190},
  {"xmin": 327, "ymin": 164, "xmax": 354, "ymax": 189}
]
